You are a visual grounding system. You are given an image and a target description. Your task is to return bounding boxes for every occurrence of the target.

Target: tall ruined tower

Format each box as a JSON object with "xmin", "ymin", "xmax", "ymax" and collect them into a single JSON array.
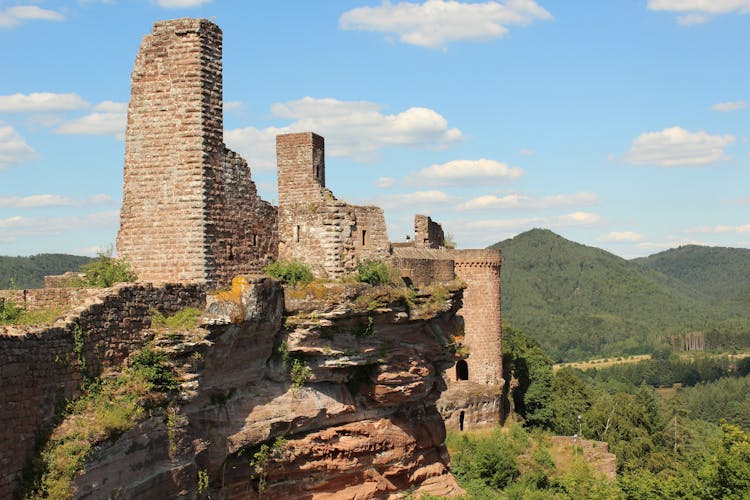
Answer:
[
  {"xmin": 452, "ymin": 249, "xmax": 503, "ymax": 386},
  {"xmin": 276, "ymin": 132, "xmax": 327, "ymax": 206},
  {"xmin": 117, "ymin": 19, "xmax": 277, "ymax": 285}
]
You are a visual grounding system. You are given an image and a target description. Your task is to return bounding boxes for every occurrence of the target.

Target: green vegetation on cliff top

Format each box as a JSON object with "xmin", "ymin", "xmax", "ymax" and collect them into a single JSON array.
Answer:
[{"xmin": 492, "ymin": 229, "xmax": 750, "ymax": 362}]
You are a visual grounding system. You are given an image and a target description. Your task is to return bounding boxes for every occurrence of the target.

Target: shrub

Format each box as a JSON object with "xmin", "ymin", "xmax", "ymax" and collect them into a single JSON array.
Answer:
[
  {"xmin": 0, "ymin": 297, "xmax": 21, "ymax": 323},
  {"xmin": 130, "ymin": 346, "xmax": 178, "ymax": 392},
  {"xmin": 290, "ymin": 358, "xmax": 310, "ymax": 388},
  {"xmin": 264, "ymin": 260, "xmax": 313, "ymax": 286},
  {"xmin": 77, "ymin": 250, "xmax": 137, "ymax": 288},
  {"xmin": 356, "ymin": 259, "xmax": 398, "ymax": 286},
  {"xmin": 150, "ymin": 307, "xmax": 202, "ymax": 330}
]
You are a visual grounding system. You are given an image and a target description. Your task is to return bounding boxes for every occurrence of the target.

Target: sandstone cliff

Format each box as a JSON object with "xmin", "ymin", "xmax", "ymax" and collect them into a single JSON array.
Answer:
[{"xmin": 64, "ymin": 277, "xmax": 465, "ymax": 498}]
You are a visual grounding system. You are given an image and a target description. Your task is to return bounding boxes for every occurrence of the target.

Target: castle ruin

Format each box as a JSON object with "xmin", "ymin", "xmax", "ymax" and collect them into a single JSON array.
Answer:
[{"xmin": 116, "ymin": 18, "xmax": 503, "ymax": 429}]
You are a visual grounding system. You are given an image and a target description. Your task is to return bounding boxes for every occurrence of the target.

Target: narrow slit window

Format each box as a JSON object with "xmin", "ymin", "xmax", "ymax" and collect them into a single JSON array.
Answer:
[
  {"xmin": 295, "ymin": 225, "xmax": 300, "ymax": 242},
  {"xmin": 361, "ymin": 229, "xmax": 367, "ymax": 247}
]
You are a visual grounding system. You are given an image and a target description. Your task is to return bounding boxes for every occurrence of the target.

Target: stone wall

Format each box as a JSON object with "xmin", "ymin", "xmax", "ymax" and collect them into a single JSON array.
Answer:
[
  {"xmin": 452, "ymin": 249, "xmax": 503, "ymax": 387},
  {"xmin": 276, "ymin": 132, "xmax": 390, "ymax": 278},
  {"xmin": 117, "ymin": 18, "xmax": 275, "ymax": 287},
  {"xmin": 415, "ymin": 214, "xmax": 445, "ymax": 249},
  {"xmin": 390, "ymin": 247, "xmax": 455, "ymax": 287},
  {"xmin": 0, "ymin": 283, "xmax": 204, "ymax": 498},
  {"xmin": 44, "ymin": 272, "xmax": 84, "ymax": 288},
  {"xmin": 0, "ymin": 287, "xmax": 101, "ymax": 312}
]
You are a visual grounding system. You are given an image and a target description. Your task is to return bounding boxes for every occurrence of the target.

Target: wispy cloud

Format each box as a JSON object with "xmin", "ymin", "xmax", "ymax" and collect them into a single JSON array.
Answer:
[
  {"xmin": 154, "ymin": 0, "xmax": 212, "ymax": 7},
  {"xmin": 375, "ymin": 177, "xmax": 396, "ymax": 188},
  {"xmin": 54, "ymin": 101, "xmax": 127, "ymax": 140},
  {"xmin": 409, "ymin": 158, "xmax": 523, "ymax": 186},
  {"xmin": 0, "ymin": 93, "xmax": 89, "ymax": 112},
  {"xmin": 0, "ymin": 210, "xmax": 119, "ymax": 241},
  {"xmin": 711, "ymin": 100, "xmax": 747, "ymax": 112},
  {"xmin": 648, "ymin": 0, "xmax": 750, "ymax": 25},
  {"xmin": 624, "ymin": 126, "xmax": 734, "ymax": 167},
  {"xmin": 0, "ymin": 194, "xmax": 112, "ymax": 209},
  {"xmin": 0, "ymin": 5, "xmax": 64, "ymax": 29},
  {"xmin": 466, "ymin": 211, "xmax": 601, "ymax": 230},
  {"xmin": 0, "ymin": 122, "xmax": 35, "ymax": 170},
  {"xmin": 459, "ymin": 191, "xmax": 598, "ymax": 210},
  {"xmin": 599, "ymin": 231, "xmax": 645, "ymax": 242},
  {"xmin": 686, "ymin": 223, "xmax": 750, "ymax": 234},
  {"xmin": 340, "ymin": 0, "xmax": 552, "ymax": 48},
  {"xmin": 376, "ymin": 190, "xmax": 454, "ymax": 210},
  {"xmin": 226, "ymin": 96, "xmax": 462, "ymax": 169}
]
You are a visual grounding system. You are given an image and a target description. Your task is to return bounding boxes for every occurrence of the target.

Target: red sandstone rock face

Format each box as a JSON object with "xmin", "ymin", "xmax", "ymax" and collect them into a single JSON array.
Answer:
[{"xmin": 70, "ymin": 278, "xmax": 466, "ymax": 498}]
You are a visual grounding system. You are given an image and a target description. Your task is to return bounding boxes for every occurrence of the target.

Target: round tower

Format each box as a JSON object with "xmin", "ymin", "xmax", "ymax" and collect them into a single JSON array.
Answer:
[{"xmin": 452, "ymin": 249, "xmax": 503, "ymax": 386}]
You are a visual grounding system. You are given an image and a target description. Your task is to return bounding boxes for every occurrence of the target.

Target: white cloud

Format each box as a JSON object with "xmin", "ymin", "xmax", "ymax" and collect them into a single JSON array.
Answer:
[
  {"xmin": 55, "ymin": 101, "xmax": 127, "ymax": 140},
  {"xmin": 226, "ymin": 97, "xmax": 463, "ymax": 169},
  {"xmin": 555, "ymin": 211, "xmax": 601, "ymax": 226},
  {"xmin": 0, "ymin": 210, "xmax": 119, "ymax": 240},
  {"xmin": 411, "ymin": 158, "xmax": 523, "ymax": 186},
  {"xmin": 648, "ymin": 0, "xmax": 750, "ymax": 23},
  {"xmin": 0, "ymin": 194, "xmax": 112, "ymax": 209},
  {"xmin": 466, "ymin": 211, "xmax": 601, "ymax": 230},
  {"xmin": 224, "ymin": 100, "xmax": 242, "ymax": 112},
  {"xmin": 377, "ymin": 190, "xmax": 453, "ymax": 209},
  {"xmin": 0, "ymin": 92, "xmax": 89, "ymax": 112},
  {"xmin": 459, "ymin": 191, "xmax": 598, "ymax": 210},
  {"xmin": 375, "ymin": 177, "xmax": 396, "ymax": 188},
  {"xmin": 340, "ymin": 0, "xmax": 553, "ymax": 48},
  {"xmin": 0, "ymin": 5, "xmax": 64, "ymax": 28},
  {"xmin": 0, "ymin": 122, "xmax": 35, "ymax": 170},
  {"xmin": 599, "ymin": 231, "xmax": 645, "ymax": 242},
  {"xmin": 154, "ymin": 0, "xmax": 212, "ymax": 7},
  {"xmin": 686, "ymin": 223, "xmax": 750, "ymax": 234},
  {"xmin": 712, "ymin": 100, "xmax": 747, "ymax": 112},
  {"xmin": 624, "ymin": 126, "xmax": 735, "ymax": 166},
  {"xmin": 519, "ymin": 148, "xmax": 534, "ymax": 155}
]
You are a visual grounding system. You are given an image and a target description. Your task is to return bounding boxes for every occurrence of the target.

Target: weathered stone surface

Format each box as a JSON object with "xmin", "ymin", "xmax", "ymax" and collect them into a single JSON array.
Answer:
[{"xmin": 68, "ymin": 278, "xmax": 465, "ymax": 498}]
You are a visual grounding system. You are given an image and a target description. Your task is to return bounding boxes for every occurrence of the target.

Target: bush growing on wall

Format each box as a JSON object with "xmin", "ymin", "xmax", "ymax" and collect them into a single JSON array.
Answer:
[
  {"xmin": 76, "ymin": 250, "xmax": 137, "ymax": 288},
  {"xmin": 355, "ymin": 259, "xmax": 399, "ymax": 286},
  {"xmin": 264, "ymin": 260, "xmax": 313, "ymax": 286}
]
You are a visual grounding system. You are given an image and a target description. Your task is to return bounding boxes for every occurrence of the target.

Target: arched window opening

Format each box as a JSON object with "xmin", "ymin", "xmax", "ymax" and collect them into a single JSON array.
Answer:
[{"xmin": 456, "ymin": 360, "xmax": 469, "ymax": 381}]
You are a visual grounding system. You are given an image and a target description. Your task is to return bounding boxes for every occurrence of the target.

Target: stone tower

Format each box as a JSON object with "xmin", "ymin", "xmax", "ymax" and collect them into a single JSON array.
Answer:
[
  {"xmin": 276, "ymin": 132, "xmax": 389, "ymax": 278},
  {"xmin": 117, "ymin": 18, "xmax": 277, "ymax": 285},
  {"xmin": 452, "ymin": 249, "xmax": 503, "ymax": 386}
]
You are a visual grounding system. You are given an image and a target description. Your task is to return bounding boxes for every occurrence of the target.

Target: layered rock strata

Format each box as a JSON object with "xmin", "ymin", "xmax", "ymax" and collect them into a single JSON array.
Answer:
[{"xmin": 71, "ymin": 277, "xmax": 466, "ymax": 498}]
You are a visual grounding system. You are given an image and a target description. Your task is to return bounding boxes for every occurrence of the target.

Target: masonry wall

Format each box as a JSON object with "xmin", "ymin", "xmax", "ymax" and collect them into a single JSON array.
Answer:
[
  {"xmin": 452, "ymin": 249, "xmax": 503, "ymax": 386},
  {"xmin": 0, "ymin": 284, "xmax": 204, "ymax": 498},
  {"xmin": 390, "ymin": 247, "xmax": 455, "ymax": 287},
  {"xmin": 276, "ymin": 132, "xmax": 390, "ymax": 278},
  {"xmin": 414, "ymin": 214, "xmax": 445, "ymax": 249},
  {"xmin": 0, "ymin": 287, "xmax": 101, "ymax": 312},
  {"xmin": 117, "ymin": 18, "xmax": 274, "ymax": 286}
]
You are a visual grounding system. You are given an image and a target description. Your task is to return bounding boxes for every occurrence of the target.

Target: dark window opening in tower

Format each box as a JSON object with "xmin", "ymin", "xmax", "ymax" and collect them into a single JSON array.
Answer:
[
  {"xmin": 456, "ymin": 360, "xmax": 469, "ymax": 381},
  {"xmin": 459, "ymin": 410, "xmax": 465, "ymax": 431}
]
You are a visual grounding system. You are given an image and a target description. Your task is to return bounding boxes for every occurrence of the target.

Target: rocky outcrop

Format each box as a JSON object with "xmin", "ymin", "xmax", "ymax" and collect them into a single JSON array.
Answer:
[{"xmin": 71, "ymin": 277, "xmax": 466, "ymax": 498}]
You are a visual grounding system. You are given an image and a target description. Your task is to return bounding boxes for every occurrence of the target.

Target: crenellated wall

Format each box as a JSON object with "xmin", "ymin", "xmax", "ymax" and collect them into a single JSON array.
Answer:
[{"xmin": 0, "ymin": 283, "xmax": 204, "ymax": 498}]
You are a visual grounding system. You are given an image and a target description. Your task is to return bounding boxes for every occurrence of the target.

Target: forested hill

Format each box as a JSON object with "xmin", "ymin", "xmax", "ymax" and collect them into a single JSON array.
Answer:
[
  {"xmin": 0, "ymin": 254, "xmax": 94, "ymax": 289},
  {"xmin": 634, "ymin": 245, "xmax": 750, "ymax": 306},
  {"xmin": 491, "ymin": 229, "xmax": 750, "ymax": 362}
]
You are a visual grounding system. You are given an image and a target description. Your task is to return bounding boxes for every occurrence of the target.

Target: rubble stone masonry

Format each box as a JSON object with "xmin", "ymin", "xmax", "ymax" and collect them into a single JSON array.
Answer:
[
  {"xmin": 415, "ymin": 214, "xmax": 446, "ymax": 249},
  {"xmin": 0, "ymin": 284, "xmax": 204, "ymax": 498},
  {"xmin": 117, "ymin": 18, "xmax": 276, "ymax": 286}
]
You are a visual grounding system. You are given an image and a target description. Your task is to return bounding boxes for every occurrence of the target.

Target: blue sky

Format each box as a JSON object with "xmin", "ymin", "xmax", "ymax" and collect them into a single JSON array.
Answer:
[{"xmin": 0, "ymin": 0, "xmax": 748, "ymax": 259}]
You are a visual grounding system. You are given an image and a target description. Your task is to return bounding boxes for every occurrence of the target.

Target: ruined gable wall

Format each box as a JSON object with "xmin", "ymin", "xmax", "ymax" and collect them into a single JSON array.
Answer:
[
  {"xmin": 414, "ymin": 214, "xmax": 445, "ymax": 249},
  {"xmin": 0, "ymin": 284, "xmax": 204, "ymax": 499},
  {"xmin": 452, "ymin": 249, "xmax": 503, "ymax": 386},
  {"xmin": 203, "ymin": 148, "xmax": 278, "ymax": 284},
  {"xmin": 276, "ymin": 133, "xmax": 389, "ymax": 277}
]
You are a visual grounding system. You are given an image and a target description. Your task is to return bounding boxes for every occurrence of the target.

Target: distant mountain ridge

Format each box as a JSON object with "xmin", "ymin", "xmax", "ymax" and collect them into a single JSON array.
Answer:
[
  {"xmin": 0, "ymin": 254, "xmax": 94, "ymax": 289},
  {"xmin": 491, "ymin": 229, "xmax": 750, "ymax": 362}
]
